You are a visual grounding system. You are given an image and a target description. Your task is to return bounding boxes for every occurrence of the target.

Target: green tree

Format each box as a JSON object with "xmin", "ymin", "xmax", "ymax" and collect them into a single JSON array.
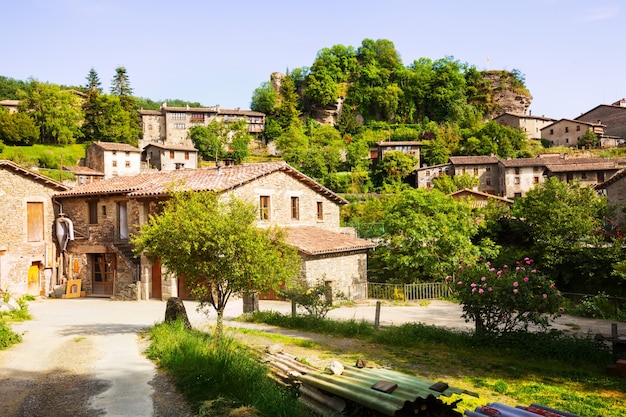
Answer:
[
  {"xmin": 82, "ymin": 93, "xmax": 135, "ymax": 143},
  {"xmin": 578, "ymin": 128, "xmax": 599, "ymax": 149},
  {"xmin": 85, "ymin": 68, "xmax": 102, "ymax": 94},
  {"xmin": 132, "ymin": 191, "xmax": 301, "ymax": 338},
  {"xmin": 374, "ymin": 150, "xmax": 418, "ymax": 189},
  {"xmin": 250, "ymin": 81, "xmax": 278, "ymax": 115},
  {"xmin": 0, "ymin": 111, "xmax": 39, "ymax": 145},
  {"xmin": 189, "ymin": 121, "xmax": 229, "ymax": 163},
  {"xmin": 511, "ymin": 177, "xmax": 610, "ymax": 288},
  {"xmin": 109, "ymin": 67, "xmax": 141, "ymax": 145},
  {"xmin": 225, "ymin": 120, "xmax": 251, "ymax": 164},
  {"xmin": 369, "ymin": 188, "xmax": 479, "ymax": 283},
  {"xmin": 432, "ymin": 173, "xmax": 480, "ymax": 194},
  {"xmin": 17, "ymin": 81, "xmax": 83, "ymax": 144}
]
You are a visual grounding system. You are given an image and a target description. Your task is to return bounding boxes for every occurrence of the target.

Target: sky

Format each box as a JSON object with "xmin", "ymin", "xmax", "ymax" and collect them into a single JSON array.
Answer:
[{"xmin": 3, "ymin": 0, "xmax": 624, "ymax": 120}]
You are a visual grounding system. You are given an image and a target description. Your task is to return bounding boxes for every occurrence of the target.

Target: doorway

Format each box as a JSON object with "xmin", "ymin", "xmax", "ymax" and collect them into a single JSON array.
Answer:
[
  {"xmin": 93, "ymin": 253, "xmax": 115, "ymax": 296},
  {"xmin": 151, "ymin": 258, "xmax": 162, "ymax": 299},
  {"xmin": 118, "ymin": 201, "xmax": 128, "ymax": 240}
]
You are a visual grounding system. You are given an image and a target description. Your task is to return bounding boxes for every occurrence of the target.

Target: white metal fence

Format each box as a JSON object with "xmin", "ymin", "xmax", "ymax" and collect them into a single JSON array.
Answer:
[{"xmin": 367, "ymin": 282, "xmax": 450, "ymax": 301}]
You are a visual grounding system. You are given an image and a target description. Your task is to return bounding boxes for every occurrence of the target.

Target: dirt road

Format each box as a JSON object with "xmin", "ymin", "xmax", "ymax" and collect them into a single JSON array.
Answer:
[{"xmin": 0, "ymin": 297, "xmax": 623, "ymax": 416}]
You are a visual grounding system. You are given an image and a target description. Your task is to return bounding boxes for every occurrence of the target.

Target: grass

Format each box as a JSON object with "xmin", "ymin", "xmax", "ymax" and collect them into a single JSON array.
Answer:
[
  {"xmin": 145, "ymin": 320, "xmax": 317, "ymax": 417},
  {"xmin": 0, "ymin": 296, "xmax": 32, "ymax": 350},
  {"xmin": 238, "ymin": 311, "xmax": 626, "ymax": 417}
]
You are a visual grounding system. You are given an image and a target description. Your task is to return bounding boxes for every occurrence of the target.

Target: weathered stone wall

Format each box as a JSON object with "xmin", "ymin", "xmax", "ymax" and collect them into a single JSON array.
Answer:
[
  {"xmin": 228, "ymin": 170, "xmax": 342, "ymax": 230},
  {"xmin": 300, "ymin": 251, "xmax": 368, "ymax": 300},
  {"xmin": 0, "ymin": 169, "xmax": 60, "ymax": 296},
  {"xmin": 607, "ymin": 179, "xmax": 626, "ymax": 226}
]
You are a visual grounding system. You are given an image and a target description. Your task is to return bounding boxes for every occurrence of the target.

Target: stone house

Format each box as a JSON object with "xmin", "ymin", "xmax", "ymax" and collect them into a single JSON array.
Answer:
[
  {"xmin": 541, "ymin": 119, "xmax": 605, "ymax": 148},
  {"xmin": 142, "ymin": 143, "xmax": 198, "ymax": 171},
  {"xmin": 0, "ymin": 160, "xmax": 69, "ymax": 297},
  {"xmin": 494, "ymin": 112, "xmax": 555, "ymax": 140},
  {"xmin": 498, "ymin": 157, "xmax": 547, "ymax": 198},
  {"xmin": 544, "ymin": 158, "xmax": 626, "ymax": 187},
  {"xmin": 447, "ymin": 188, "xmax": 514, "ymax": 208},
  {"xmin": 413, "ymin": 163, "xmax": 451, "ymax": 189},
  {"xmin": 370, "ymin": 141, "xmax": 422, "ymax": 162},
  {"xmin": 52, "ymin": 162, "xmax": 375, "ymax": 301},
  {"xmin": 595, "ymin": 168, "xmax": 626, "ymax": 227},
  {"xmin": 85, "ymin": 141, "xmax": 142, "ymax": 179},
  {"xmin": 138, "ymin": 104, "xmax": 265, "ymax": 150},
  {"xmin": 575, "ymin": 99, "xmax": 626, "ymax": 144},
  {"xmin": 449, "ymin": 156, "xmax": 500, "ymax": 195}
]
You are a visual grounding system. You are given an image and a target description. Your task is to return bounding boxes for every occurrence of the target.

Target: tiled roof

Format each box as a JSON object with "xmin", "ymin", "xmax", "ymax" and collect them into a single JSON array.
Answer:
[
  {"xmin": 285, "ymin": 227, "xmax": 376, "ymax": 255},
  {"xmin": 0, "ymin": 160, "xmax": 70, "ymax": 191},
  {"xmin": 447, "ymin": 188, "xmax": 513, "ymax": 204},
  {"xmin": 545, "ymin": 162, "xmax": 623, "ymax": 173},
  {"xmin": 62, "ymin": 165, "xmax": 104, "ymax": 176},
  {"xmin": 376, "ymin": 141, "xmax": 422, "ymax": 147},
  {"xmin": 143, "ymin": 142, "xmax": 198, "ymax": 152},
  {"xmin": 495, "ymin": 112, "xmax": 555, "ymax": 121},
  {"xmin": 138, "ymin": 109, "xmax": 162, "ymax": 115},
  {"xmin": 499, "ymin": 158, "xmax": 547, "ymax": 167},
  {"xmin": 92, "ymin": 141, "xmax": 141, "ymax": 153},
  {"xmin": 449, "ymin": 156, "xmax": 499, "ymax": 165},
  {"xmin": 219, "ymin": 108, "xmax": 265, "ymax": 117},
  {"xmin": 54, "ymin": 162, "xmax": 348, "ymax": 204}
]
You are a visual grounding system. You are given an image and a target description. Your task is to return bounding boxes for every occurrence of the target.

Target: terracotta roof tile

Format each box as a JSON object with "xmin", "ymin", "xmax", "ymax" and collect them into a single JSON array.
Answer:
[
  {"xmin": 449, "ymin": 156, "xmax": 499, "ymax": 165},
  {"xmin": 143, "ymin": 142, "xmax": 198, "ymax": 152},
  {"xmin": 92, "ymin": 141, "xmax": 141, "ymax": 153},
  {"xmin": 54, "ymin": 162, "xmax": 348, "ymax": 204},
  {"xmin": 285, "ymin": 227, "xmax": 376, "ymax": 255},
  {"xmin": 0, "ymin": 160, "xmax": 70, "ymax": 191}
]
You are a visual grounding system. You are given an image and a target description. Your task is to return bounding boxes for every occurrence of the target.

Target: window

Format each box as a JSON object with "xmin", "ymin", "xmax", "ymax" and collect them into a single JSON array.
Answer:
[
  {"xmin": 486, "ymin": 167, "xmax": 491, "ymax": 172},
  {"xmin": 291, "ymin": 197, "xmax": 300, "ymax": 220},
  {"xmin": 174, "ymin": 123, "xmax": 186, "ymax": 129},
  {"xmin": 316, "ymin": 202, "xmax": 324, "ymax": 220},
  {"xmin": 533, "ymin": 166, "xmax": 539, "ymax": 172},
  {"xmin": 533, "ymin": 176, "xmax": 539, "ymax": 184},
  {"xmin": 550, "ymin": 129, "xmax": 554, "ymax": 135},
  {"xmin": 581, "ymin": 172, "xmax": 587, "ymax": 180},
  {"xmin": 125, "ymin": 161, "xmax": 130, "ymax": 168},
  {"xmin": 259, "ymin": 196, "xmax": 270, "ymax": 220},
  {"xmin": 88, "ymin": 201, "xmax": 98, "ymax": 224},
  {"xmin": 184, "ymin": 151, "xmax": 189, "ymax": 160},
  {"xmin": 486, "ymin": 179, "xmax": 491, "ymax": 186},
  {"xmin": 112, "ymin": 160, "xmax": 117, "ymax": 167},
  {"xmin": 27, "ymin": 202, "xmax": 44, "ymax": 242},
  {"xmin": 514, "ymin": 192, "xmax": 522, "ymax": 198},
  {"xmin": 102, "ymin": 205, "xmax": 107, "ymax": 217},
  {"xmin": 169, "ymin": 151, "xmax": 175, "ymax": 159},
  {"xmin": 462, "ymin": 168, "xmax": 466, "ymax": 174},
  {"xmin": 566, "ymin": 138, "xmax": 569, "ymax": 144},
  {"xmin": 514, "ymin": 167, "xmax": 520, "ymax": 175},
  {"xmin": 576, "ymin": 125, "xmax": 581, "ymax": 131},
  {"xmin": 514, "ymin": 177, "xmax": 520, "ymax": 184},
  {"xmin": 473, "ymin": 168, "xmax": 478, "ymax": 176},
  {"xmin": 565, "ymin": 127, "xmax": 569, "ymax": 133},
  {"xmin": 171, "ymin": 112, "xmax": 185, "ymax": 120}
]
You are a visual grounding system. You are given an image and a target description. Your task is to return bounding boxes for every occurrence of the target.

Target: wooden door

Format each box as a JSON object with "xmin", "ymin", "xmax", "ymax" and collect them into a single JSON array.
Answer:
[
  {"xmin": 151, "ymin": 258, "xmax": 162, "ymax": 299},
  {"xmin": 93, "ymin": 253, "xmax": 115, "ymax": 295}
]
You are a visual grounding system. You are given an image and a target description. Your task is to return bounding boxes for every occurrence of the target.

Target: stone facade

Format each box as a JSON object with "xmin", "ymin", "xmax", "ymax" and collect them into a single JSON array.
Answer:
[
  {"xmin": 597, "ymin": 169, "xmax": 626, "ymax": 226},
  {"xmin": 0, "ymin": 161, "xmax": 69, "ymax": 296},
  {"xmin": 142, "ymin": 143, "xmax": 198, "ymax": 171},
  {"xmin": 541, "ymin": 119, "xmax": 604, "ymax": 148},
  {"xmin": 85, "ymin": 142, "xmax": 142, "ymax": 179},
  {"xmin": 299, "ymin": 251, "xmax": 368, "ymax": 300},
  {"xmin": 494, "ymin": 112, "xmax": 555, "ymax": 140},
  {"xmin": 575, "ymin": 100, "xmax": 626, "ymax": 143}
]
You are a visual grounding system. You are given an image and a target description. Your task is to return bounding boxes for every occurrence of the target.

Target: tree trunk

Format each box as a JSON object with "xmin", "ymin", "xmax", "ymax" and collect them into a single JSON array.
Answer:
[
  {"xmin": 242, "ymin": 291, "xmax": 259, "ymax": 314},
  {"xmin": 215, "ymin": 307, "xmax": 224, "ymax": 339}
]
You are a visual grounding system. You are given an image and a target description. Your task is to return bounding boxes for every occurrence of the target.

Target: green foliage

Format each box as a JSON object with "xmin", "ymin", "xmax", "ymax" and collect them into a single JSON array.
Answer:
[
  {"xmin": 369, "ymin": 188, "xmax": 480, "ymax": 282},
  {"xmin": 132, "ymin": 191, "xmax": 301, "ymax": 337},
  {"xmin": 18, "ymin": 81, "xmax": 83, "ymax": 144},
  {"xmin": 146, "ymin": 321, "xmax": 314, "ymax": 416},
  {"xmin": 448, "ymin": 258, "xmax": 563, "ymax": 335},
  {"xmin": 373, "ymin": 150, "xmax": 418, "ymax": 189},
  {"xmin": 189, "ymin": 121, "xmax": 229, "ymax": 163},
  {"xmin": 0, "ymin": 111, "xmax": 39, "ymax": 145},
  {"xmin": 566, "ymin": 292, "xmax": 626, "ymax": 321},
  {"xmin": 432, "ymin": 173, "xmax": 480, "ymax": 194},
  {"xmin": 0, "ymin": 144, "xmax": 86, "ymax": 172},
  {"xmin": 0, "ymin": 76, "xmax": 29, "ymax": 99},
  {"xmin": 578, "ymin": 128, "xmax": 599, "ymax": 149},
  {"xmin": 82, "ymin": 92, "xmax": 136, "ymax": 144},
  {"xmin": 281, "ymin": 278, "xmax": 343, "ymax": 319}
]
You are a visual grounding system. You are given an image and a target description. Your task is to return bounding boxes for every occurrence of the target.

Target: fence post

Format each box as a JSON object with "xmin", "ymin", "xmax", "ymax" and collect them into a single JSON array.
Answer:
[
  {"xmin": 291, "ymin": 299, "xmax": 297, "ymax": 318},
  {"xmin": 375, "ymin": 300, "xmax": 381, "ymax": 329}
]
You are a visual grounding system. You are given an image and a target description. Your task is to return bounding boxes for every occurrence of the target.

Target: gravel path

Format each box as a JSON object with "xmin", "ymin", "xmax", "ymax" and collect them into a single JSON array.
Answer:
[{"xmin": 0, "ymin": 297, "xmax": 623, "ymax": 417}]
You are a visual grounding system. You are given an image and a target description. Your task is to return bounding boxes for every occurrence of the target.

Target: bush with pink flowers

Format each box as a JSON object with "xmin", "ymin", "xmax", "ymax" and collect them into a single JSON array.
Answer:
[{"xmin": 446, "ymin": 257, "xmax": 563, "ymax": 336}]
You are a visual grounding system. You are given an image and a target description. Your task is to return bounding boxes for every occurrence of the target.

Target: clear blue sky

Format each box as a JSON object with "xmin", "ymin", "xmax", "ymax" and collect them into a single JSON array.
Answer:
[{"xmin": 3, "ymin": 0, "xmax": 624, "ymax": 120}]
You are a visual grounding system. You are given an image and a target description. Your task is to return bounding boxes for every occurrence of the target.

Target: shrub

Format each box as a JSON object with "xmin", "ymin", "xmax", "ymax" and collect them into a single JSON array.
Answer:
[
  {"xmin": 447, "ymin": 257, "xmax": 563, "ymax": 336},
  {"xmin": 281, "ymin": 278, "xmax": 343, "ymax": 319}
]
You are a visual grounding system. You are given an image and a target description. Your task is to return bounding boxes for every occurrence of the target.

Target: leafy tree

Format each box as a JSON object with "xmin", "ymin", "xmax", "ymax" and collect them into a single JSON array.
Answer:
[
  {"xmin": 373, "ymin": 150, "xmax": 418, "ymax": 189},
  {"xmin": 225, "ymin": 120, "xmax": 251, "ymax": 164},
  {"xmin": 109, "ymin": 67, "xmax": 141, "ymax": 145},
  {"xmin": 17, "ymin": 81, "xmax": 83, "ymax": 144},
  {"xmin": 422, "ymin": 137, "xmax": 450, "ymax": 166},
  {"xmin": 85, "ymin": 68, "xmax": 102, "ymax": 94},
  {"xmin": 250, "ymin": 81, "xmax": 278, "ymax": 115},
  {"xmin": 82, "ymin": 93, "xmax": 135, "ymax": 143},
  {"xmin": 0, "ymin": 111, "xmax": 39, "ymax": 145},
  {"xmin": 110, "ymin": 66, "xmax": 133, "ymax": 97},
  {"xmin": 511, "ymin": 177, "xmax": 611, "ymax": 288},
  {"xmin": 432, "ymin": 173, "xmax": 480, "ymax": 194},
  {"xmin": 189, "ymin": 121, "xmax": 229, "ymax": 163},
  {"xmin": 0, "ymin": 76, "xmax": 29, "ymax": 100},
  {"xmin": 578, "ymin": 128, "xmax": 599, "ymax": 149},
  {"xmin": 448, "ymin": 257, "xmax": 562, "ymax": 336},
  {"xmin": 369, "ymin": 188, "xmax": 480, "ymax": 282},
  {"xmin": 132, "ymin": 191, "xmax": 301, "ymax": 338},
  {"xmin": 274, "ymin": 73, "xmax": 301, "ymax": 130}
]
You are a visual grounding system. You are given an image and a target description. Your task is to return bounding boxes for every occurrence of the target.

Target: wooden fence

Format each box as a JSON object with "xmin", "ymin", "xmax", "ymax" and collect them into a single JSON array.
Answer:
[{"xmin": 367, "ymin": 282, "xmax": 450, "ymax": 301}]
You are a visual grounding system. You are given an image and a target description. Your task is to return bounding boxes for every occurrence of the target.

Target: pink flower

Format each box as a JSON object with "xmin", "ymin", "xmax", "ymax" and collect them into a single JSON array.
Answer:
[
  {"xmin": 559, "ymin": 307, "xmax": 565, "ymax": 313},
  {"xmin": 513, "ymin": 289, "xmax": 518, "ymax": 294},
  {"xmin": 516, "ymin": 267, "xmax": 520, "ymax": 271},
  {"xmin": 471, "ymin": 283, "xmax": 477, "ymax": 288},
  {"xmin": 488, "ymin": 287, "xmax": 493, "ymax": 292},
  {"xmin": 503, "ymin": 265, "xmax": 508, "ymax": 269},
  {"xmin": 542, "ymin": 294, "xmax": 547, "ymax": 299},
  {"xmin": 497, "ymin": 270, "xmax": 503, "ymax": 276},
  {"xmin": 513, "ymin": 282, "xmax": 519, "ymax": 287},
  {"xmin": 481, "ymin": 276, "xmax": 486, "ymax": 282},
  {"xmin": 472, "ymin": 288, "xmax": 477, "ymax": 293},
  {"xmin": 445, "ymin": 275, "xmax": 451, "ymax": 281},
  {"xmin": 490, "ymin": 268, "xmax": 495, "ymax": 272},
  {"xmin": 486, "ymin": 261, "xmax": 491, "ymax": 266},
  {"xmin": 457, "ymin": 281, "xmax": 463, "ymax": 286},
  {"xmin": 531, "ymin": 269, "xmax": 537, "ymax": 273},
  {"xmin": 458, "ymin": 266, "xmax": 463, "ymax": 270},
  {"xmin": 524, "ymin": 277, "xmax": 529, "ymax": 282},
  {"xmin": 479, "ymin": 289, "xmax": 484, "ymax": 294}
]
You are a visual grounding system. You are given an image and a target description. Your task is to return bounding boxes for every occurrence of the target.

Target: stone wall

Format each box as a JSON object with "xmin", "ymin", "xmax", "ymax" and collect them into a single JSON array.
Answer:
[
  {"xmin": 0, "ymin": 169, "xmax": 60, "ymax": 296},
  {"xmin": 300, "ymin": 251, "xmax": 368, "ymax": 300}
]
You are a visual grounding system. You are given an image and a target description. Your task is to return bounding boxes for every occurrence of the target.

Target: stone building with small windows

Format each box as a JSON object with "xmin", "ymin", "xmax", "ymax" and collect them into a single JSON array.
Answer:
[
  {"xmin": 494, "ymin": 112, "xmax": 555, "ymax": 140},
  {"xmin": 85, "ymin": 141, "xmax": 142, "ymax": 179},
  {"xmin": 53, "ymin": 162, "xmax": 375, "ymax": 301},
  {"xmin": 540, "ymin": 119, "xmax": 605, "ymax": 148},
  {"xmin": 0, "ymin": 160, "xmax": 69, "ymax": 296}
]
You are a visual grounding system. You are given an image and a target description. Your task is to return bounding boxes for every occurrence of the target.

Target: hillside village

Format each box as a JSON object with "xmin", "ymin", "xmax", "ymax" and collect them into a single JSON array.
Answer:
[{"xmin": 3, "ymin": 92, "xmax": 626, "ymax": 301}]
